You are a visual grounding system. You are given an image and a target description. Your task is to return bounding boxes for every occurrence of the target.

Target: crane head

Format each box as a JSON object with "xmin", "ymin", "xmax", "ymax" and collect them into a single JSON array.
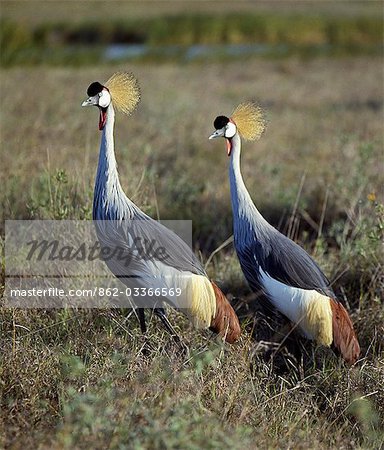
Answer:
[
  {"xmin": 209, "ymin": 103, "xmax": 266, "ymax": 155},
  {"xmin": 209, "ymin": 116, "xmax": 237, "ymax": 155},
  {"xmin": 82, "ymin": 82, "xmax": 111, "ymax": 130},
  {"xmin": 82, "ymin": 73, "xmax": 140, "ymax": 131}
]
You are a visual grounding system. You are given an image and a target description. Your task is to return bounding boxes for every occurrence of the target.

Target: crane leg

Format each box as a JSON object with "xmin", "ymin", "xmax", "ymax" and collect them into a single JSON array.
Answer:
[
  {"xmin": 154, "ymin": 308, "xmax": 179, "ymax": 341},
  {"xmin": 137, "ymin": 308, "xmax": 147, "ymax": 334},
  {"xmin": 154, "ymin": 307, "xmax": 189, "ymax": 355}
]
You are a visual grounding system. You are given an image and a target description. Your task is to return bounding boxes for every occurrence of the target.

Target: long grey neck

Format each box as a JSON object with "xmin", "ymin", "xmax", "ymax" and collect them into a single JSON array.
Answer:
[
  {"xmin": 94, "ymin": 103, "xmax": 132, "ymax": 219},
  {"xmin": 228, "ymin": 133, "xmax": 268, "ymax": 234}
]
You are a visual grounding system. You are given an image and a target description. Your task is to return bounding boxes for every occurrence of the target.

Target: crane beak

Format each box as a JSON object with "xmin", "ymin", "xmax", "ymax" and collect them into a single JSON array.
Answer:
[
  {"xmin": 209, "ymin": 128, "xmax": 225, "ymax": 139},
  {"xmin": 82, "ymin": 96, "xmax": 98, "ymax": 107},
  {"xmin": 82, "ymin": 96, "xmax": 107, "ymax": 130}
]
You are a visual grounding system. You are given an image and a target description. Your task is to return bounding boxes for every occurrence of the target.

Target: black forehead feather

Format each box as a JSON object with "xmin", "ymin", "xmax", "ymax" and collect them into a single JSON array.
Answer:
[
  {"xmin": 214, "ymin": 115, "xmax": 229, "ymax": 130},
  {"xmin": 87, "ymin": 81, "xmax": 104, "ymax": 97}
]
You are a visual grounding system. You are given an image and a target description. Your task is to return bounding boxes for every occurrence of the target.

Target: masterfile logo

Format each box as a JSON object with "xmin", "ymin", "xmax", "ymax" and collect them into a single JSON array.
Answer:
[{"xmin": 4, "ymin": 220, "xmax": 193, "ymax": 308}]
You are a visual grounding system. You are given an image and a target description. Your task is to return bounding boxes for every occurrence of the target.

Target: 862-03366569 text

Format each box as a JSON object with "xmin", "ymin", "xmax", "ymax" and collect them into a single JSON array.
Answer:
[{"xmin": 8, "ymin": 286, "xmax": 183, "ymax": 298}]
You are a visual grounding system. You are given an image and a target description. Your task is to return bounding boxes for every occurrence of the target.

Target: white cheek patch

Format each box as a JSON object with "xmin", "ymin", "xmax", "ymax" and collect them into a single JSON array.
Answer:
[
  {"xmin": 99, "ymin": 90, "xmax": 111, "ymax": 108},
  {"xmin": 225, "ymin": 122, "xmax": 237, "ymax": 138}
]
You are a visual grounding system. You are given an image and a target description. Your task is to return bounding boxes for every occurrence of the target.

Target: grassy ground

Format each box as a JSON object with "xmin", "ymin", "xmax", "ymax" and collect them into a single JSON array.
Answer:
[{"xmin": 1, "ymin": 56, "xmax": 383, "ymax": 448}]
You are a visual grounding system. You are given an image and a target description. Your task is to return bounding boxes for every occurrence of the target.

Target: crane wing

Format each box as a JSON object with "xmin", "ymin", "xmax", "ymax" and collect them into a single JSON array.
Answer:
[
  {"xmin": 129, "ymin": 210, "xmax": 205, "ymax": 275},
  {"xmin": 236, "ymin": 228, "xmax": 334, "ymax": 298},
  {"xmin": 94, "ymin": 208, "xmax": 205, "ymax": 278}
]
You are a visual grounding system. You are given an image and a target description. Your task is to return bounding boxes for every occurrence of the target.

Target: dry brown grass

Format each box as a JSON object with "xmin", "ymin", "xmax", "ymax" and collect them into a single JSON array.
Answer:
[{"xmin": 1, "ymin": 307, "xmax": 383, "ymax": 449}]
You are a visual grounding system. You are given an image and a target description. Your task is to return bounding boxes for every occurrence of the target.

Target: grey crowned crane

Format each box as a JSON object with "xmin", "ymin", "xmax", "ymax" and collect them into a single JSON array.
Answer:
[
  {"xmin": 82, "ymin": 72, "xmax": 241, "ymax": 344},
  {"xmin": 209, "ymin": 102, "xmax": 360, "ymax": 364}
]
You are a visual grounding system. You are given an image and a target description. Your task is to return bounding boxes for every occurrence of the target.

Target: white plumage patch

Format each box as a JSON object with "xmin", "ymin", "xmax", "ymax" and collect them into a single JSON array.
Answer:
[
  {"xmin": 98, "ymin": 90, "xmax": 111, "ymax": 108},
  {"xmin": 259, "ymin": 269, "xmax": 333, "ymax": 346}
]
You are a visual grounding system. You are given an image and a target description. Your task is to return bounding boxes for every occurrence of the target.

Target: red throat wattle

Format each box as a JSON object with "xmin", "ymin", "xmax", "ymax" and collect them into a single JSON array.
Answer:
[
  {"xmin": 99, "ymin": 109, "xmax": 107, "ymax": 130},
  {"xmin": 226, "ymin": 139, "xmax": 232, "ymax": 156}
]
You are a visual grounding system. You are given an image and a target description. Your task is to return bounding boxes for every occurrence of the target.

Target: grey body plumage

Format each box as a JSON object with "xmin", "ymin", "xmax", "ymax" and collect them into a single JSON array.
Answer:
[{"xmin": 228, "ymin": 133, "xmax": 333, "ymax": 299}]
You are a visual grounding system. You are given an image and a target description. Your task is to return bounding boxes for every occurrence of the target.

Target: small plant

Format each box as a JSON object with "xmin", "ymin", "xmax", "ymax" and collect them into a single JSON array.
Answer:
[{"xmin": 28, "ymin": 169, "xmax": 92, "ymax": 220}]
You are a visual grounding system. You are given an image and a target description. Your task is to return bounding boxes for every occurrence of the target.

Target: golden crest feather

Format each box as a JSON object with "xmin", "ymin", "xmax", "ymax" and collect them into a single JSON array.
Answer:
[
  {"xmin": 105, "ymin": 72, "xmax": 141, "ymax": 115},
  {"xmin": 230, "ymin": 102, "xmax": 266, "ymax": 141}
]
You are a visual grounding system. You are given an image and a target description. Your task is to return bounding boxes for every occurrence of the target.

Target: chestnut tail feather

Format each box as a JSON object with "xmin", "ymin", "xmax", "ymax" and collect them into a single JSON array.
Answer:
[
  {"xmin": 330, "ymin": 299, "xmax": 360, "ymax": 364},
  {"xmin": 210, "ymin": 282, "xmax": 241, "ymax": 343}
]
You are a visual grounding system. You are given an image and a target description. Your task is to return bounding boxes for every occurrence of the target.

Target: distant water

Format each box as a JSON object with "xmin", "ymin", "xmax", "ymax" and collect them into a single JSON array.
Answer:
[{"xmin": 104, "ymin": 43, "xmax": 289, "ymax": 61}]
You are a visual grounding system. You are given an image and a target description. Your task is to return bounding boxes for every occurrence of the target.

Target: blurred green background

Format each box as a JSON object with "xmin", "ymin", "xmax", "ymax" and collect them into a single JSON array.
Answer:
[{"xmin": 1, "ymin": 0, "xmax": 383, "ymax": 65}]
